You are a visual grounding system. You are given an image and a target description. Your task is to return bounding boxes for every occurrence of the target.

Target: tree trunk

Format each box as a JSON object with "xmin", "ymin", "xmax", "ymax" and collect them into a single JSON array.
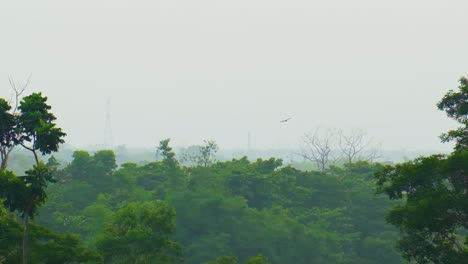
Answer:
[
  {"xmin": 32, "ymin": 150, "xmax": 39, "ymax": 165},
  {"xmin": 0, "ymin": 149, "xmax": 7, "ymax": 170},
  {"xmin": 22, "ymin": 215, "xmax": 29, "ymax": 264},
  {"xmin": 1, "ymin": 155, "xmax": 8, "ymax": 170}
]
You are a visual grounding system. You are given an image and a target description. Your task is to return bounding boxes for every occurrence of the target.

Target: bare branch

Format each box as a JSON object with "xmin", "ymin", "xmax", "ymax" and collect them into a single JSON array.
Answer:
[
  {"xmin": 338, "ymin": 128, "xmax": 381, "ymax": 163},
  {"xmin": 299, "ymin": 127, "xmax": 337, "ymax": 171},
  {"xmin": 8, "ymin": 74, "xmax": 31, "ymax": 114}
]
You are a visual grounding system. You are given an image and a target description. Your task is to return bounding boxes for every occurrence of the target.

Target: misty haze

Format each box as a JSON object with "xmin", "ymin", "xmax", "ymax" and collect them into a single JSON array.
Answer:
[{"xmin": 1, "ymin": 1, "xmax": 467, "ymax": 264}]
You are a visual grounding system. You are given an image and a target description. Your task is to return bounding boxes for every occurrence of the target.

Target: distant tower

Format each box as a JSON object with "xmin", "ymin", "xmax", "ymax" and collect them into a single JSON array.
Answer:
[{"xmin": 104, "ymin": 98, "xmax": 113, "ymax": 149}]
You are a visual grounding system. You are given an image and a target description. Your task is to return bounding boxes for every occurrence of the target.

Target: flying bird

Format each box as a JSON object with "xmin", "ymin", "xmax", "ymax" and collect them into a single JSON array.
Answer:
[{"xmin": 280, "ymin": 117, "xmax": 292, "ymax": 123}]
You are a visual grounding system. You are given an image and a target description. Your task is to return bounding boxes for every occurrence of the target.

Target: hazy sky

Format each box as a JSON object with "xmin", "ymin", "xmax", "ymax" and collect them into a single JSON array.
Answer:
[{"xmin": 1, "ymin": 0, "xmax": 467, "ymax": 151}]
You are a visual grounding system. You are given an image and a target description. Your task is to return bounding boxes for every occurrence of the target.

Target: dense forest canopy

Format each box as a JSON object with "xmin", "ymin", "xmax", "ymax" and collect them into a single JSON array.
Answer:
[{"xmin": 0, "ymin": 77, "xmax": 467, "ymax": 264}]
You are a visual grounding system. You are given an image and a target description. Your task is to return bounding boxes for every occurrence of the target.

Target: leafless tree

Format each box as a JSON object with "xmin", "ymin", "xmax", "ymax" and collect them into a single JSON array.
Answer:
[
  {"xmin": 337, "ymin": 128, "xmax": 382, "ymax": 163},
  {"xmin": 0, "ymin": 75, "xmax": 31, "ymax": 170},
  {"xmin": 365, "ymin": 142, "xmax": 383, "ymax": 163},
  {"xmin": 8, "ymin": 74, "xmax": 30, "ymax": 113},
  {"xmin": 299, "ymin": 127, "xmax": 337, "ymax": 171},
  {"xmin": 180, "ymin": 140, "xmax": 219, "ymax": 167}
]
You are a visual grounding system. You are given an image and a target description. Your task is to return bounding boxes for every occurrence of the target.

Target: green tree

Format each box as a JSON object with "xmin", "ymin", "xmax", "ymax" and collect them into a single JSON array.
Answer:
[
  {"xmin": 92, "ymin": 150, "xmax": 117, "ymax": 190},
  {"xmin": 376, "ymin": 152, "xmax": 468, "ymax": 263},
  {"xmin": 376, "ymin": 77, "xmax": 468, "ymax": 263},
  {"xmin": 158, "ymin": 139, "xmax": 179, "ymax": 170},
  {"xmin": 195, "ymin": 140, "xmax": 219, "ymax": 167},
  {"xmin": 95, "ymin": 200, "xmax": 182, "ymax": 263},
  {"xmin": 93, "ymin": 150, "xmax": 117, "ymax": 177},
  {"xmin": 67, "ymin": 150, "xmax": 93, "ymax": 180},
  {"xmin": 0, "ymin": 92, "xmax": 66, "ymax": 264},
  {"xmin": 1, "ymin": 91, "xmax": 65, "ymax": 169},
  {"xmin": 156, "ymin": 139, "xmax": 184, "ymax": 190},
  {"xmin": 4, "ymin": 163, "xmax": 55, "ymax": 264},
  {"xmin": 17, "ymin": 93, "xmax": 66, "ymax": 164}
]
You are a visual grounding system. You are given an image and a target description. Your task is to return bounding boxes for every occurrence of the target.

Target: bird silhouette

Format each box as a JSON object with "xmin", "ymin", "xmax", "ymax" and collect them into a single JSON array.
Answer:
[{"xmin": 280, "ymin": 117, "xmax": 292, "ymax": 123}]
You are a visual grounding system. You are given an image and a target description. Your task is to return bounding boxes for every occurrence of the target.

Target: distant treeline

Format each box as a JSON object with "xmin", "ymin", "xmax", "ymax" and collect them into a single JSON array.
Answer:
[{"xmin": 38, "ymin": 147, "xmax": 401, "ymax": 263}]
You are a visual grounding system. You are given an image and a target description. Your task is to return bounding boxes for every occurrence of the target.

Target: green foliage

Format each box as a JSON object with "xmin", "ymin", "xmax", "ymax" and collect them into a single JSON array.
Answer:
[
  {"xmin": 67, "ymin": 150, "xmax": 117, "ymax": 181},
  {"xmin": 376, "ymin": 151, "xmax": 468, "ymax": 263},
  {"xmin": 158, "ymin": 139, "xmax": 179, "ymax": 169},
  {"xmin": 0, "ymin": 91, "xmax": 66, "ymax": 171},
  {"xmin": 0, "ymin": 164, "xmax": 57, "ymax": 264},
  {"xmin": 205, "ymin": 255, "xmax": 270, "ymax": 264},
  {"xmin": 28, "ymin": 224, "xmax": 102, "ymax": 264},
  {"xmin": 95, "ymin": 201, "xmax": 182, "ymax": 263},
  {"xmin": 0, "ymin": 99, "xmax": 14, "ymax": 142},
  {"xmin": 17, "ymin": 92, "xmax": 66, "ymax": 157},
  {"xmin": 0, "ymin": 202, "xmax": 22, "ymax": 263},
  {"xmin": 39, "ymin": 151, "xmax": 400, "ymax": 264},
  {"xmin": 186, "ymin": 233, "xmax": 232, "ymax": 264},
  {"xmin": 93, "ymin": 150, "xmax": 118, "ymax": 177},
  {"xmin": 67, "ymin": 151, "xmax": 93, "ymax": 180},
  {"xmin": 0, "ymin": 91, "xmax": 68, "ymax": 264},
  {"xmin": 82, "ymin": 195, "xmax": 114, "ymax": 239},
  {"xmin": 25, "ymin": 139, "xmax": 403, "ymax": 264},
  {"xmin": 243, "ymin": 255, "xmax": 270, "ymax": 264},
  {"xmin": 0, "ymin": 99, "xmax": 15, "ymax": 169},
  {"xmin": 437, "ymin": 76, "xmax": 468, "ymax": 151},
  {"xmin": 0, "ymin": 163, "xmax": 54, "ymax": 219},
  {"xmin": 8, "ymin": 77, "xmax": 468, "ymax": 264},
  {"xmin": 376, "ymin": 79, "xmax": 468, "ymax": 264},
  {"xmin": 33, "ymin": 152, "xmax": 402, "ymax": 264},
  {"xmin": 11, "ymin": 225, "xmax": 101, "ymax": 264},
  {"xmin": 204, "ymin": 256, "xmax": 238, "ymax": 264},
  {"xmin": 0, "ymin": 203, "xmax": 101, "ymax": 264}
]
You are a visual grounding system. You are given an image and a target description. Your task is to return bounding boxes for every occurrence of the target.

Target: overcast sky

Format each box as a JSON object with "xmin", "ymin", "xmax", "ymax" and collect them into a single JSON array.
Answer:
[{"xmin": 1, "ymin": 0, "xmax": 467, "ymax": 151}]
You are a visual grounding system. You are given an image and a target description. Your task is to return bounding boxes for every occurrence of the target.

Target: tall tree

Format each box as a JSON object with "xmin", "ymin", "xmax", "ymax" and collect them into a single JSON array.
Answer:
[
  {"xmin": 180, "ymin": 140, "xmax": 219, "ymax": 167},
  {"xmin": 376, "ymin": 76, "xmax": 468, "ymax": 264},
  {"xmin": 158, "ymin": 139, "xmax": 178, "ymax": 168},
  {"xmin": 299, "ymin": 127, "xmax": 336, "ymax": 171},
  {"xmin": 337, "ymin": 128, "xmax": 381, "ymax": 164},
  {"xmin": 17, "ymin": 92, "xmax": 66, "ymax": 164},
  {"xmin": 196, "ymin": 140, "xmax": 219, "ymax": 167},
  {"xmin": 0, "ymin": 76, "xmax": 33, "ymax": 170},
  {"xmin": 0, "ymin": 91, "xmax": 66, "ymax": 264},
  {"xmin": 1, "ymin": 163, "xmax": 56, "ymax": 264},
  {"xmin": 157, "ymin": 139, "xmax": 185, "ymax": 190}
]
